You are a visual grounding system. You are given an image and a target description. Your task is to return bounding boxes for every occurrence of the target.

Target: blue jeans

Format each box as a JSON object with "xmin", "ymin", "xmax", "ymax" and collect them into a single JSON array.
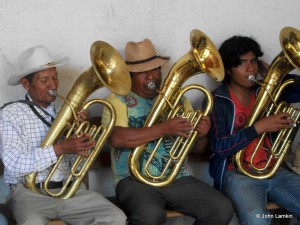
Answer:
[{"xmin": 223, "ymin": 168, "xmax": 300, "ymax": 225}]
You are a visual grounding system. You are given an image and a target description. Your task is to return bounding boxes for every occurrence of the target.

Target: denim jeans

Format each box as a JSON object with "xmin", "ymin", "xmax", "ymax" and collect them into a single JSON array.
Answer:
[{"xmin": 223, "ymin": 168, "xmax": 300, "ymax": 225}]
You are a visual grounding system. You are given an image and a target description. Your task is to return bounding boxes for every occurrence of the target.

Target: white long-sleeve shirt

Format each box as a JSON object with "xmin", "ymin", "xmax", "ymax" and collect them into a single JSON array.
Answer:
[{"xmin": 0, "ymin": 98, "xmax": 72, "ymax": 185}]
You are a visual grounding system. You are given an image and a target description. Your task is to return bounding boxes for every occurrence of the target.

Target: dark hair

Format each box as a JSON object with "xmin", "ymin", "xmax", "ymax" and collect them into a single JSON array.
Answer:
[
  {"xmin": 25, "ymin": 73, "xmax": 35, "ymax": 83},
  {"xmin": 219, "ymin": 35, "xmax": 263, "ymax": 84}
]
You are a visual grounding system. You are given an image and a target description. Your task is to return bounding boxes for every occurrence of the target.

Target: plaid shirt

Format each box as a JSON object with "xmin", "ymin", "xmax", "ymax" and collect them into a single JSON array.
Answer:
[{"xmin": 0, "ymin": 97, "xmax": 72, "ymax": 185}]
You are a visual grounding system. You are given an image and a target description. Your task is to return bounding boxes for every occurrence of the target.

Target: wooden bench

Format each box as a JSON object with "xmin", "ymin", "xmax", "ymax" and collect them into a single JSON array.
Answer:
[{"xmin": 47, "ymin": 221, "xmax": 67, "ymax": 225}]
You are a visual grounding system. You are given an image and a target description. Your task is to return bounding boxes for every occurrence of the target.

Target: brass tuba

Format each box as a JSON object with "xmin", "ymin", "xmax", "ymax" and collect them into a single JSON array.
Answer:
[
  {"xmin": 234, "ymin": 26, "xmax": 300, "ymax": 179},
  {"xmin": 128, "ymin": 29, "xmax": 224, "ymax": 187},
  {"xmin": 25, "ymin": 41, "xmax": 131, "ymax": 199}
]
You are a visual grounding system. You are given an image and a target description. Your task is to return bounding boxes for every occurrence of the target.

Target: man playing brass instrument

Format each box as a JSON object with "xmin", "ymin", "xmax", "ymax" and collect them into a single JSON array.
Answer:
[
  {"xmin": 207, "ymin": 35, "xmax": 300, "ymax": 225},
  {"xmin": 0, "ymin": 45, "xmax": 126, "ymax": 225},
  {"xmin": 102, "ymin": 38, "xmax": 233, "ymax": 225}
]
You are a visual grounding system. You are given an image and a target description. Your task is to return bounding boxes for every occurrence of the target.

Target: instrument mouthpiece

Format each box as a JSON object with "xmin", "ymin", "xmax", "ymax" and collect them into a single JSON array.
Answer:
[
  {"xmin": 147, "ymin": 82, "xmax": 156, "ymax": 90},
  {"xmin": 248, "ymin": 75, "xmax": 256, "ymax": 82},
  {"xmin": 48, "ymin": 90, "xmax": 57, "ymax": 97}
]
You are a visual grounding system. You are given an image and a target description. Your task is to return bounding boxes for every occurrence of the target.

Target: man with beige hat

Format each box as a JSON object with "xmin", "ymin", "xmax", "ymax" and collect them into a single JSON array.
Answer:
[
  {"xmin": 0, "ymin": 45, "xmax": 127, "ymax": 225},
  {"xmin": 102, "ymin": 38, "xmax": 234, "ymax": 225}
]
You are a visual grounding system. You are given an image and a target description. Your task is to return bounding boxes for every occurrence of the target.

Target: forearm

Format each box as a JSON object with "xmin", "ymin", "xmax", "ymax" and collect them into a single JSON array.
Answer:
[
  {"xmin": 209, "ymin": 125, "xmax": 258, "ymax": 158},
  {"xmin": 108, "ymin": 124, "xmax": 167, "ymax": 148},
  {"xmin": 192, "ymin": 135, "xmax": 208, "ymax": 154},
  {"xmin": 209, "ymin": 108, "xmax": 258, "ymax": 158}
]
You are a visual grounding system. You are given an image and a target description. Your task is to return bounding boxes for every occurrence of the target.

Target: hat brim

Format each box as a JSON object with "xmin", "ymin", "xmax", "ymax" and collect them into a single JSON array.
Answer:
[
  {"xmin": 7, "ymin": 57, "xmax": 69, "ymax": 86},
  {"xmin": 127, "ymin": 57, "xmax": 169, "ymax": 73}
]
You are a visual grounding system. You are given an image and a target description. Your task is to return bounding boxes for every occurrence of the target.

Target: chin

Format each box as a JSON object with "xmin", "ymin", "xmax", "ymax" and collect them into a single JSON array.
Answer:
[
  {"xmin": 145, "ymin": 94, "xmax": 157, "ymax": 99},
  {"xmin": 48, "ymin": 96, "xmax": 56, "ymax": 102},
  {"xmin": 247, "ymin": 83, "xmax": 255, "ymax": 88}
]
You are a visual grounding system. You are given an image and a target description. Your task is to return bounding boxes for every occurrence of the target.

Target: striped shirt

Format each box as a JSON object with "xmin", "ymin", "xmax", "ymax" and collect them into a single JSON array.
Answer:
[{"xmin": 0, "ymin": 97, "xmax": 73, "ymax": 185}]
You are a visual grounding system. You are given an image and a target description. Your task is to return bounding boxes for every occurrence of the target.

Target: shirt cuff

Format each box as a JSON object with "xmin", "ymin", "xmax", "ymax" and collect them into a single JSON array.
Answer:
[{"xmin": 244, "ymin": 125, "xmax": 259, "ymax": 142}]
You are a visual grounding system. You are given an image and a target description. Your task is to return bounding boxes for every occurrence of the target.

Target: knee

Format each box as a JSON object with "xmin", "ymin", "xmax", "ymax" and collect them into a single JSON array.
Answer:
[
  {"xmin": 138, "ymin": 215, "xmax": 164, "ymax": 225},
  {"xmin": 213, "ymin": 198, "xmax": 234, "ymax": 225},
  {"xmin": 235, "ymin": 207, "xmax": 271, "ymax": 225},
  {"xmin": 128, "ymin": 207, "xmax": 165, "ymax": 225},
  {"xmin": 108, "ymin": 207, "xmax": 127, "ymax": 225},
  {"xmin": 17, "ymin": 213, "xmax": 48, "ymax": 225}
]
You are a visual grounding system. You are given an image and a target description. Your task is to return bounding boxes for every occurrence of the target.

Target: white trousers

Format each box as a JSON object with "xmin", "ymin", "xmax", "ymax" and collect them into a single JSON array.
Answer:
[{"xmin": 8, "ymin": 184, "xmax": 126, "ymax": 225}]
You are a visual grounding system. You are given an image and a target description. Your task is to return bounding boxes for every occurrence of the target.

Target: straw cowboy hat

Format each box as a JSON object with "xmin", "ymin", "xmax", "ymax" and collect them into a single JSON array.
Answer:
[
  {"xmin": 7, "ymin": 45, "xmax": 69, "ymax": 86},
  {"xmin": 125, "ymin": 38, "xmax": 170, "ymax": 73}
]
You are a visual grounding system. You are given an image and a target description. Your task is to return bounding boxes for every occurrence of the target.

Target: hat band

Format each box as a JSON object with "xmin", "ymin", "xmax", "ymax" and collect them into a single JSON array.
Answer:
[
  {"xmin": 42, "ymin": 62, "xmax": 56, "ymax": 67},
  {"xmin": 126, "ymin": 55, "xmax": 169, "ymax": 65}
]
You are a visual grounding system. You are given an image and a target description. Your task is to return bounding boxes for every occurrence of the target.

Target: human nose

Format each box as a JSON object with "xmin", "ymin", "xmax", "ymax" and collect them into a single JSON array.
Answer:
[
  {"xmin": 49, "ymin": 78, "xmax": 58, "ymax": 89},
  {"xmin": 245, "ymin": 62, "xmax": 256, "ymax": 73},
  {"xmin": 146, "ymin": 69, "xmax": 161, "ymax": 80},
  {"xmin": 145, "ymin": 71, "xmax": 155, "ymax": 80}
]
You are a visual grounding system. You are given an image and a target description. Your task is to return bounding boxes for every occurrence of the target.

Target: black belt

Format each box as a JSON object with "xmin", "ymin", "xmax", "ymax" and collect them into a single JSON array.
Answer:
[{"xmin": 36, "ymin": 181, "xmax": 64, "ymax": 189}]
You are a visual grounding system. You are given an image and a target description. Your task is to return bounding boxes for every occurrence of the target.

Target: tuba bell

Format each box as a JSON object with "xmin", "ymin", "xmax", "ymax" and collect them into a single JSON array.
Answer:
[
  {"xmin": 234, "ymin": 26, "xmax": 300, "ymax": 179},
  {"xmin": 25, "ymin": 41, "xmax": 131, "ymax": 199},
  {"xmin": 128, "ymin": 29, "xmax": 224, "ymax": 187}
]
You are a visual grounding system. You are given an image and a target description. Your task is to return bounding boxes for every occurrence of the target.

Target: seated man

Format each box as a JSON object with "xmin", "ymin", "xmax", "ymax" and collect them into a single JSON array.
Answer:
[
  {"xmin": 0, "ymin": 45, "xmax": 126, "ymax": 225},
  {"xmin": 207, "ymin": 35, "xmax": 300, "ymax": 225},
  {"xmin": 102, "ymin": 38, "xmax": 233, "ymax": 225}
]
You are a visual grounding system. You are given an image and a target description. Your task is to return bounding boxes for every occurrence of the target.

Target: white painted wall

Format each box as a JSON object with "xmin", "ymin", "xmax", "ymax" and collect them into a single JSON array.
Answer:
[{"xmin": 1, "ymin": 0, "xmax": 300, "ymax": 107}]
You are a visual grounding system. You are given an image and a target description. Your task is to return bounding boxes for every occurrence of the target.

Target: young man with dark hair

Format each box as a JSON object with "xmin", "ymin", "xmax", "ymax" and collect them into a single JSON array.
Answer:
[{"xmin": 207, "ymin": 35, "xmax": 300, "ymax": 225}]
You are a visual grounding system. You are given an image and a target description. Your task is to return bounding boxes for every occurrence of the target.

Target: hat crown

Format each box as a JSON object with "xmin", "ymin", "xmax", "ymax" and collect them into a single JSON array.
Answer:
[
  {"xmin": 125, "ymin": 39, "xmax": 157, "ymax": 62},
  {"xmin": 7, "ymin": 45, "xmax": 69, "ymax": 86},
  {"xmin": 124, "ymin": 38, "xmax": 169, "ymax": 73},
  {"xmin": 18, "ymin": 45, "xmax": 54, "ymax": 71}
]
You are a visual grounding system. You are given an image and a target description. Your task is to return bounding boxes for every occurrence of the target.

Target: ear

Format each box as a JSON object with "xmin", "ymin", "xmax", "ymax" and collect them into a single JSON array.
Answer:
[{"xmin": 20, "ymin": 78, "xmax": 29, "ymax": 91}]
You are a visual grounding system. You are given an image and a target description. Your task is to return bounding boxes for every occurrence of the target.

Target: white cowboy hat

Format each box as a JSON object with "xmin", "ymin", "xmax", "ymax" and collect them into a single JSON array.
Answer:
[
  {"xmin": 125, "ymin": 38, "xmax": 170, "ymax": 73},
  {"xmin": 7, "ymin": 45, "xmax": 69, "ymax": 86}
]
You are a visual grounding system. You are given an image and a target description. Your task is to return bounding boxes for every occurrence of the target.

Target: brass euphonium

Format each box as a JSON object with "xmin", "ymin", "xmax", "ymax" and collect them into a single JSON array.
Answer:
[
  {"xmin": 128, "ymin": 29, "xmax": 224, "ymax": 187},
  {"xmin": 234, "ymin": 26, "xmax": 300, "ymax": 179},
  {"xmin": 25, "ymin": 41, "xmax": 131, "ymax": 199}
]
